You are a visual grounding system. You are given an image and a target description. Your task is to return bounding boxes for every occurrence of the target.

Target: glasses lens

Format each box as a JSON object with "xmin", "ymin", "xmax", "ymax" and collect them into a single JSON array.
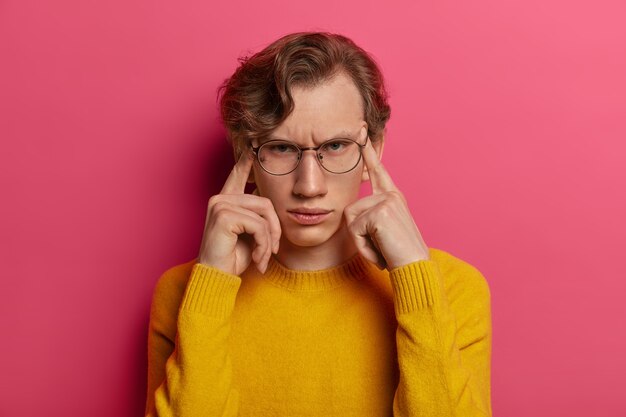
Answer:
[
  {"xmin": 258, "ymin": 141, "xmax": 300, "ymax": 174},
  {"xmin": 319, "ymin": 139, "xmax": 361, "ymax": 173}
]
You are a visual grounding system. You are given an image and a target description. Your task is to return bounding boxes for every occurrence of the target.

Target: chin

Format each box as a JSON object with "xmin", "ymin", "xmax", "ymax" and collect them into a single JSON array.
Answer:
[
  {"xmin": 282, "ymin": 220, "xmax": 344, "ymax": 248},
  {"xmin": 283, "ymin": 228, "xmax": 334, "ymax": 247}
]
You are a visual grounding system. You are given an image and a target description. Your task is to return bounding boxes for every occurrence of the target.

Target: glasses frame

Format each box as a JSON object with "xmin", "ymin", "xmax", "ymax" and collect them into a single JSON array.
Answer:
[{"xmin": 249, "ymin": 136, "xmax": 370, "ymax": 176}]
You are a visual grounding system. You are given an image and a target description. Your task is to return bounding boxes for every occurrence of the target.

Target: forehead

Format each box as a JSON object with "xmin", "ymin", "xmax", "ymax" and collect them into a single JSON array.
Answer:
[{"xmin": 268, "ymin": 72, "xmax": 365, "ymax": 144}]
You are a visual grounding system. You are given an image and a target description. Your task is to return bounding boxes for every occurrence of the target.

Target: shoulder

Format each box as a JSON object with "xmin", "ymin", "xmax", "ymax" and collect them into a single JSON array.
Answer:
[
  {"xmin": 152, "ymin": 257, "xmax": 199, "ymax": 304},
  {"xmin": 149, "ymin": 258, "xmax": 199, "ymax": 336},
  {"xmin": 429, "ymin": 247, "xmax": 490, "ymax": 294},
  {"xmin": 428, "ymin": 247, "xmax": 491, "ymax": 317}
]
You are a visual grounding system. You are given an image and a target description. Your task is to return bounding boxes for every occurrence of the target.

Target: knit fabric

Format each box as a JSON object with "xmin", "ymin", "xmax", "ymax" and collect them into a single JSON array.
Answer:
[{"xmin": 144, "ymin": 247, "xmax": 492, "ymax": 416}]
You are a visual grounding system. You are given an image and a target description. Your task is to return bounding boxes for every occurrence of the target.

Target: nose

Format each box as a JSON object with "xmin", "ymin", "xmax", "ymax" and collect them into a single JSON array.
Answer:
[{"xmin": 292, "ymin": 149, "xmax": 328, "ymax": 198}]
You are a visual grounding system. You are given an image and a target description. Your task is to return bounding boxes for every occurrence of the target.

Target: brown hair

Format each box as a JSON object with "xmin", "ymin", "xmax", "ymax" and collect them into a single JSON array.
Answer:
[{"xmin": 217, "ymin": 31, "xmax": 391, "ymax": 159}]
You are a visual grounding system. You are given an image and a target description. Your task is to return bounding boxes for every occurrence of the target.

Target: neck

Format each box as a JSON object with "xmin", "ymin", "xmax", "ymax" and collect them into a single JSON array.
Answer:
[{"xmin": 274, "ymin": 223, "xmax": 359, "ymax": 271}]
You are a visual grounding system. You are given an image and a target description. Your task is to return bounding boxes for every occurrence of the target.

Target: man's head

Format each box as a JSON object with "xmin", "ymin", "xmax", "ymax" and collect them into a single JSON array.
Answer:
[
  {"xmin": 218, "ymin": 31, "xmax": 390, "ymax": 163},
  {"xmin": 218, "ymin": 32, "xmax": 391, "ymax": 250}
]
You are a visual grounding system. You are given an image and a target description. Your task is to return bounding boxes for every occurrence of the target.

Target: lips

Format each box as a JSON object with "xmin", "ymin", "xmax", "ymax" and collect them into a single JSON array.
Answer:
[
  {"xmin": 288, "ymin": 207, "xmax": 332, "ymax": 215},
  {"xmin": 287, "ymin": 208, "xmax": 332, "ymax": 225}
]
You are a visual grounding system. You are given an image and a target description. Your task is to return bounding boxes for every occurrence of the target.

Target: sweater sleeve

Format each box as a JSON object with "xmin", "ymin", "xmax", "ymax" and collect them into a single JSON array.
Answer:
[
  {"xmin": 388, "ymin": 258, "xmax": 492, "ymax": 417},
  {"xmin": 145, "ymin": 263, "xmax": 242, "ymax": 417}
]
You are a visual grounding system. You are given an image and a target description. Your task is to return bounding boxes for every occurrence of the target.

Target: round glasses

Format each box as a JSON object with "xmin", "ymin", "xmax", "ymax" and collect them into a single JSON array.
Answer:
[{"xmin": 250, "ymin": 137, "xmax": 369, "ymax": 175}]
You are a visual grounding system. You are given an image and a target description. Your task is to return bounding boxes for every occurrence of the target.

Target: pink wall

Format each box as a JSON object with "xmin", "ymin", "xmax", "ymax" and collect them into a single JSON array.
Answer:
[{"xmin": 1, "ymin": 0, "xmax": 625, "ymax": 415}]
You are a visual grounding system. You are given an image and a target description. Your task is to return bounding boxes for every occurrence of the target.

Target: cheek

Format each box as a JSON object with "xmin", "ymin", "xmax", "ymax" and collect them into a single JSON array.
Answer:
[
  {"xmin": 332, "ymin": 173, "xmax": 362, "ymax": 205},
  {"xmin": 255, "ymin": 170, "xmax": 289, "ymax": 205}
]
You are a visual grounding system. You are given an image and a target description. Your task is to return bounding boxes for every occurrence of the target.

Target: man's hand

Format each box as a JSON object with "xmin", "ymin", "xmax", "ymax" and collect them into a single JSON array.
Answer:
[
  {"xmin": 344, "ymin": 137, "xmax": 430, "ymax": 270},
  {"xmin": 197, "ymin": 150, "xmax": 281, "ymax": 276}
]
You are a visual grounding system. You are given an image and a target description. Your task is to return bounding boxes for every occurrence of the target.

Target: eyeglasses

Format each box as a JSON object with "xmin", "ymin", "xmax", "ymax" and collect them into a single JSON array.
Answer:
[{"xmin": 249, "ymin": 136, "xmax": 369, "ymax": 175}]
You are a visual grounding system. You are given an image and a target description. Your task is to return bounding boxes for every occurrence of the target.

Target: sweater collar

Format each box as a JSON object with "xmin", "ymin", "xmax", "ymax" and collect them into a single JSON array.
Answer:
[{"xmin": 260, "ymin": 252, "xmax": 373, "ymax": 291}]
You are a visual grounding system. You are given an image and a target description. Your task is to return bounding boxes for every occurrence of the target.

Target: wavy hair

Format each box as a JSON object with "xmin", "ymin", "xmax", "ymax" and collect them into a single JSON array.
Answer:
[{"xmin": 218, "ymin": 32, "xmax": 391, "ymax": 159}]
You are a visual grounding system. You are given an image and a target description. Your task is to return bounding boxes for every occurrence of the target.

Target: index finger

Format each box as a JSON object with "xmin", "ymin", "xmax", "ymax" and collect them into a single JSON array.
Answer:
[
  {"xmin": 221, "ymin": 149, "xmax": 254, "ymax": 194},
  {"xmin": 362, "ymin": 136, "xmax": 397, "ymax": 194}
]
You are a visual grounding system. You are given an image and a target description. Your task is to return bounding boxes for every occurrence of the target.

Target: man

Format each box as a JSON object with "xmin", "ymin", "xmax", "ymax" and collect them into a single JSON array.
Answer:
[{"xmin": 145, "ymin": 32, "xmax": 492, "ymax": 417}]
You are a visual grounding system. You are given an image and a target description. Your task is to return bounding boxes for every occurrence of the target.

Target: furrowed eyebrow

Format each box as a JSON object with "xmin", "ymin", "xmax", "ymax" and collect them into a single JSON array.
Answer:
[{"xmin": 265, "ymin": 130, "xmax": 357, "ymax": 144}]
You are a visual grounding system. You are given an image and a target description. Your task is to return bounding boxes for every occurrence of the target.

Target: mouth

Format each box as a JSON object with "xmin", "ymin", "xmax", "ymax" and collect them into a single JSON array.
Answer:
[{"xmin": 287, "ymin": 209, "xmax": 332, "ymax": 225}]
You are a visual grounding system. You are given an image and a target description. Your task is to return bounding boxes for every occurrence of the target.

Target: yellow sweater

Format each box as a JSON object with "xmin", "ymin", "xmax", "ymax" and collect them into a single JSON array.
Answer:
[{"xmin": 144, "ymin": 247, "xmax": 492, "ymax": 416}]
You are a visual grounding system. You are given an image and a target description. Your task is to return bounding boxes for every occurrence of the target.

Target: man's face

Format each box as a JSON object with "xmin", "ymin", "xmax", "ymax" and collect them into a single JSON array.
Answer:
[{"xmin": 250, "ymin": 71, "xmax": 382, "ymax": 249}]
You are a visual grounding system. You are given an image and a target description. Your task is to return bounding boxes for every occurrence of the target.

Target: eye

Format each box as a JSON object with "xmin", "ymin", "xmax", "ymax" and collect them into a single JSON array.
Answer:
[
  {"xmin": 266, "ymin": 142, "xmax": 297, "ymax": 153},
  {"xmin": 322, "ymin": 140, "xmax": 350, "ymax": 153}
]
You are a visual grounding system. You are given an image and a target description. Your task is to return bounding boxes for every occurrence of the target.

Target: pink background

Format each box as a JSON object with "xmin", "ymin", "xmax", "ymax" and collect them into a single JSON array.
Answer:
[{"xmin": 1, "ymin": 0, "xmax": 625, "ymax": 416}]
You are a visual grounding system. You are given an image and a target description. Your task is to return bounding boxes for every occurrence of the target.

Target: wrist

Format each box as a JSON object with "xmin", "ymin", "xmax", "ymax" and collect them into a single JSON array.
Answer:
[{"xmin": 387, "ymin": 252, "xmax": 430, "ymax": 270}]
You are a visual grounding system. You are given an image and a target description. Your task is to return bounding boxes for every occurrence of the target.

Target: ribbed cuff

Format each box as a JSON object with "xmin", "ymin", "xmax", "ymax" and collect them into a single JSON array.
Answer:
[
  {"xmin": 180, "ymin": 263, "xmax": 242, "ymax": 319},
  {"xmin": 389, "ymin": 260, "xmax": 441, "ymax": 314}
]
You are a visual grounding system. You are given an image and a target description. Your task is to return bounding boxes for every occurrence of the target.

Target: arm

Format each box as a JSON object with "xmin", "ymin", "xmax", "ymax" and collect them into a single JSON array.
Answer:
[
  {"xmin": 389, "ymin": 259, "xmax": 492, "ymax": 417},
  {"xmin": 145, "ymin": 263, "xmax": 242, "ymax": 417},
  {"xmin": 145, "ymin": 145, "xmax": 279, "ymax": 416},
  {"xmin": 342, "ymin": 136, "xmax": 491, "ymax": 414}
]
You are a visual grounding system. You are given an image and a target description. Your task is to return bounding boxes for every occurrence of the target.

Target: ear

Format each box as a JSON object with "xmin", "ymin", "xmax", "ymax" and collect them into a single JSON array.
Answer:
[{"xmin": 361, "ymin": 136, "xmax": 384, "ymax": 182}]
